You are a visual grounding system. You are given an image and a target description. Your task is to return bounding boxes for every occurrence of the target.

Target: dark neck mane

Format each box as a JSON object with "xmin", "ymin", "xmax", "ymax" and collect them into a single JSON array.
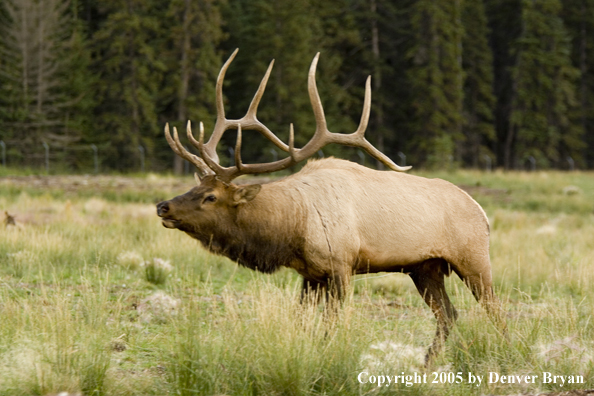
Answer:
[
  {"xmin": 212, "ymin": 231, "xmax": 301, "ymax": 273},
  {"xmin": 188, "ymin": 187, "xmax": 304, "ymax": 273}
]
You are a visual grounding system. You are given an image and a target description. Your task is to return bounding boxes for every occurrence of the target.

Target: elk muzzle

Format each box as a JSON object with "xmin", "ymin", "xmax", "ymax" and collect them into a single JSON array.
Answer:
[{"xmin": 156, "ymin": 201, "xmax": 179, "ymax": 229}]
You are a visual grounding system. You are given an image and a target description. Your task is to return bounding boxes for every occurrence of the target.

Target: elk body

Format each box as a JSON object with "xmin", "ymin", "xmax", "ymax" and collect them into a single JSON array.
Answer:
[{"xmin": 157, "ymin": 49, "xmax": 506, "ymax": 364}]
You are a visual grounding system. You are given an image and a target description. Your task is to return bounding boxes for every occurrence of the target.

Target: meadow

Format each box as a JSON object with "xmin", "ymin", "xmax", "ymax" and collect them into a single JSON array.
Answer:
[{"xmin": 0, "ymin": 169, "xmax": 593, "ymax": 396}]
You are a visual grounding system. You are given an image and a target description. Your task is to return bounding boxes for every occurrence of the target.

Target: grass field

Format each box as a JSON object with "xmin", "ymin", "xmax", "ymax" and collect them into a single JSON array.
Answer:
[{"xmin": 0, "ymin": 169, "xmax": 593, "ymax": 396}]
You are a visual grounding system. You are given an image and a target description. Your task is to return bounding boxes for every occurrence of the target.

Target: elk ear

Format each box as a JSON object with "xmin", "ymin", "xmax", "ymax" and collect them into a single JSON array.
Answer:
[
  {"xmin": 194, "ymin": 172, "xmax": 201, "ymax": 185},
  {"xmin": 232, "ymin": 184, "xmax": 261, "ymax": 205}
]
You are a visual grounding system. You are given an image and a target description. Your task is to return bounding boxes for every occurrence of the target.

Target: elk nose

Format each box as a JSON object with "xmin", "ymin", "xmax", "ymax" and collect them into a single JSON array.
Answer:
[{"xmin": 156, "ymin": 201, "xmax": 169, "ymax": 216}]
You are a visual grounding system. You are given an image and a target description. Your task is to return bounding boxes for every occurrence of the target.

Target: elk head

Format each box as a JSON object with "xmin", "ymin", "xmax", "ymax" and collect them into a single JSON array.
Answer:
[
  {"xmin": 157, "ymin": 49, "xmax": 409, "ymax": 233},
  {"xmin": 157, "ymin": 175, "xmax": 260, "ymax": 235}
]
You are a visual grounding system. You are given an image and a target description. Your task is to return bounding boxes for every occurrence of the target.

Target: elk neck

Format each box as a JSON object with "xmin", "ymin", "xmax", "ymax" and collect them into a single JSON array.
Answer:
[{"xmin": 199, "ymin": 182, "xmax": 306, "ymax": 273}]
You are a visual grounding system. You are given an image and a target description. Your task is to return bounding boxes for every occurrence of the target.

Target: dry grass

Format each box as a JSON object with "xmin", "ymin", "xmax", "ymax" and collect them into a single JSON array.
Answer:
[{"xmin": 0, "ymin": 171, "xmax": 593, "ymax": 395}]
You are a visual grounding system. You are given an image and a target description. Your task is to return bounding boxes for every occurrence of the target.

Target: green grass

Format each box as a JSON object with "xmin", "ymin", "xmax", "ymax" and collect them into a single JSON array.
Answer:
[
  {"xmin": 0, "ymin": 170, "xmax": 593, "ymax": 395},
  {"xmin": 416, "ymin": 169, "xmax": 594, "ymax": 214}
]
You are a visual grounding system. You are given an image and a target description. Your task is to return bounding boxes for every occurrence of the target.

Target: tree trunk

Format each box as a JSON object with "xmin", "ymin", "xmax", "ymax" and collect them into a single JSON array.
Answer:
[
  {"xmin": 370, "ymin": 0, "xmax": 384, "ymax": 170},
  {"xmin": 174, "ymin": 0, "xmax": 192, "ymax": 175},
  {"xmin": 504, "ymin": 122, "xmax": 515, "ymax": 170},
  {"xmin": 579, "ymin": 0, "xmax": 588, "ymax": 166}
]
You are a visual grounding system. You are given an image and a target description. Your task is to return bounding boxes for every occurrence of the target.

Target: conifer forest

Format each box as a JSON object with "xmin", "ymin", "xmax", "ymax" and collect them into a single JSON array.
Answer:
[{"xmin": 1, "ymin": 0, "xmax": 593, "ymax": 173}]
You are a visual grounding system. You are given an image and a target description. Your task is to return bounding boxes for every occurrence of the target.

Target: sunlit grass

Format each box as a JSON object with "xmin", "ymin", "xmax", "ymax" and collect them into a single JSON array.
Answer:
[{"xmin": 0, "ymin": 170, "xmax": 593, "ymax": 395}]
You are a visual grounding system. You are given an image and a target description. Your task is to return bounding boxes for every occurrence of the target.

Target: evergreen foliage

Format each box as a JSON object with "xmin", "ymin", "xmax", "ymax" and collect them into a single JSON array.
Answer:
[
  {"xmin": 562, "ymin": 0, "xmax": 594, "ymax": 169},
  {"xmin": 406, "ymin": 0, "xmax": 464, "ymax": 168},
  {"xmin": 0, "ymin": 0, "xmax": 89, "ymax": 168},
  {"xmin": 225, "ymin": 0, "xmax": 335, "ymax": 163},
  {"xmin": 461, "ymin": 0, "xmax": 496, "ymax": 168},
  {"xmin": 92, "ymin": 0, "xmax": 166, "ymax": 171},
  {"xmin": 0, "ymin": 0, "xmax": 594, "ymax": 171},
  {"xmin": 484, "ymin": 0, "xmax": 523, "ymax": 169},
  {"xmin": 507, "ymin": 0, "xmax": 582, "ymax": 169},
  {"xmin": 160, "ymin": 0, "xmax": 225, "ymax": 173}
]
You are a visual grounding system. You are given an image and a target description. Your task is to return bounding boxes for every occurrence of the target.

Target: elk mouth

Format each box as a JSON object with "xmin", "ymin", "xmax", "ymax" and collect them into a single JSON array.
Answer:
[
  {"xmin": 157, "ymin": 201, "xmax": 180, "ymax": 229},
  {"xmin": 161, "ymin": 218, "xmax": 180, "ymax": 229}
]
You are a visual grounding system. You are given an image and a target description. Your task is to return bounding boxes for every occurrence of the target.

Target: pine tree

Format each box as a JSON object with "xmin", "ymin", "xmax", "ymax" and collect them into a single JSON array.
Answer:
[
  {"xmin": 223, "ymin": 0, "xmax": 361, "ymax": 166},
  {"xmin": 461, "ymin": 0, "xmax": 496, "ymax": 168},
  {"xmin": 308, "ymin": 0, "xmax": 370, "ymax": 163},
  {"xmin": 92, "ymin": 0, "xmax": 166, "ymax": 171},
  {"xmin": 360, "ymin": 0, "xmax": 417, "ymax": 168},
  {"xmin": 484, "ymin": 0, "xmax": 523, "ymax": 169},
  {"xmin": 406, "ymin": 0, "xmax": 464, "ymax": 168},
  {"xmin": 352, "ymin": 0, "xmax": 414, "ymax": 169},
  {"xmin": 506, "ymin": 0, "xmax": 582, "ymax": 169},
  {"xmin": 222, "ymin": 0, "xmax": 319, "ymax": 164},
  {"xmin": 159, "ymin": 0, "xmax": 226, "ymax": 174},
  {"xmin": 562, "ymin": 0, "xmax": 594, "ymax": 169},
  {"xmin": 0, "ymin": 0, "xmax": 86, "ymax": 168},
  {"xmin": 58, "ymin": 0, "xmax": 97, "ymax": 170},
  {"xmin": 0, "ymin": 0, "xmax": 15, "ymax": 146}
]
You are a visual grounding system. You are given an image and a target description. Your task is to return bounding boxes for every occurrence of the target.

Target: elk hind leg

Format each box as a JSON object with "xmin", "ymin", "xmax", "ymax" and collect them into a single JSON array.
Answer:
[
  {"xmin": 454, "ymin": 260, "xmax": 508, "ymax": 336},
  {"xmin": 409, "ymin": 259, "xmax": 458, "ymax": 366}
]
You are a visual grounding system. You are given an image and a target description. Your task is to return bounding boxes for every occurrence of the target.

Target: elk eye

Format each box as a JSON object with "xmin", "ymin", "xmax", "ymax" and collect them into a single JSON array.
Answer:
[{"xmin": 203, "ymin": 195, "xmax": 217, "ymax": 204}]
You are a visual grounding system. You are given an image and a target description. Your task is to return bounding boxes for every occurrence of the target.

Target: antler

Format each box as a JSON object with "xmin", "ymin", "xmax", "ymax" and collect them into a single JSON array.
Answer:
[
  {"xmin": 290, "ymin": 54, "xmax": 411, "ymax": 171},
  {"xmin": 164, "ymin": 49, "xmax": 410, "ymax": 182}
]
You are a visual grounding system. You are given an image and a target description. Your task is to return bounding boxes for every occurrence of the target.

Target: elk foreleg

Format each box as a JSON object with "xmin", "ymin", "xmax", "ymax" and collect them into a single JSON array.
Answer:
[
  {"xmin": 409, "ymin": 259, "xmax": 458, "ymax": 366},
  {"xmin": 300, "ymin": 278, "xmax": 327, "ymax": 305},
  {"xmin": 327, "ymin": 272, "xmax": 347, "ymax": 302},
  {"xmin": 301, "ymin": 271, "xmax": 348, "ymax": 314},
  {"xmin": 325, "ymin": 272, "xmax": 349, "ymax": 313}
]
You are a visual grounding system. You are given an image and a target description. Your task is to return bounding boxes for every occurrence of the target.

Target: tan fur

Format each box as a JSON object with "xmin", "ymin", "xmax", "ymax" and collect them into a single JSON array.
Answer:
[{"xmin": 157, "ymin": 158, "xmax": 507, "ymax": 364}]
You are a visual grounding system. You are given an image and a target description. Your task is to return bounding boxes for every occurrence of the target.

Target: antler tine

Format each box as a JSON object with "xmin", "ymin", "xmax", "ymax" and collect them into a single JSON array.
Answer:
[
  {"xmin": 291, "ymin": 55, "xmax": 411, "ymax": 171},
  {"xmin": 355, "ymin": 76, "xmax": 372, "ymax": 136},
  {"xmin": 350, "ymin": 76, "xmax": 411, "ymax": 171},
  {"xmin": 195, "ymin": 121, "xmax": 226, "ymax": 176},
  {"xmin": 361, "ymin": 140, "xmax": 412, "ymax": 171},
  {"xmin": 186, "ymin": 120, "xmax": 223, "ymax": 171},
  {"xmin": 186, "ymin": 120, "xmax": 200, "ymax": 151},
  {"xmin": 245, "ymin": 59, "xmax": 275, "ymax": 121},
  {"xmin": 239, "ymin": 59, "xmax": 289, "ymax": 153},
  {"xmin": 288, "ymin": 52, "xmax": 332, "ymax": 163},
  {"xmin": 307, "ymin": 53, "xmax": 328, "ymax": 132},
  {"xmin": 206, "ymin": 122, "xmax": 294, "ymax": 182},
  {"xmin": 235, "ymin": 125, "xmax": 244, "ymax": 172},
  {"xmin": 165, "ymin": 123, "xmax": 184, "ymax": 156},
  {"xmin": 353, "ymin": 76, "xmax": 412, "ymax": 171},
  {"xmin": 164, "ymin": 123, "xmax": 213, "ymax": 178},
  {"xmin": 288, "ymin": 123, "xmax": 297, "ymax": 161},
  {"xmin": 198, "ymin": 49, "xmax": 240, "ymax": 164},
  {"xmin": 215, "ymin": 48, "xmax": 238, "ymax": 121},
  {"xmin": 201, "ymin": 50, "xmax": 288, "ymax": 166}
]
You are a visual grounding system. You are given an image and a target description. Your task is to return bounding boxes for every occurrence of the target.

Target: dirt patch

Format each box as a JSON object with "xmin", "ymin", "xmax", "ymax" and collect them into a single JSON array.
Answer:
[
  {"xmin": 0, "ymin": 174, "xmax": 276, "ymax": 195},
  {"xmin": 0, "ymin": 174, "xmax": 185, "ymax": 194}
]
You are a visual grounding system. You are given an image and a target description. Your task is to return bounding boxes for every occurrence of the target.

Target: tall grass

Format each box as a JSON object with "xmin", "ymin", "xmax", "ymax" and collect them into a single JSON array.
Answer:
[
  {"xmin": 0, "ymin": 170, "xmax": 593, "ymax": 395},
  {"xmin": 166, "ymin": 283, "xmax": 368, "ymax": 396},
  {"xmin": 0, "ymin": 277, "xmax": 118, "ymax": 395}
]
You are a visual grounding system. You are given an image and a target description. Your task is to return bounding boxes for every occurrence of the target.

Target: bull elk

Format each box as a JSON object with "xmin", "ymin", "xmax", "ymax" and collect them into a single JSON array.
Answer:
[{"xmin": 157, "ymin": 49, "xmax": 507, "ymax": 364}]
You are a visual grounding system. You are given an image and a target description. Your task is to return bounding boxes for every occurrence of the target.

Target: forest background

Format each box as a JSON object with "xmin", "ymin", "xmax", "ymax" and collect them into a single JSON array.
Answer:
[{"xmin": 0, "ymin": 0, "xmax": 593, "ymax": 173}]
